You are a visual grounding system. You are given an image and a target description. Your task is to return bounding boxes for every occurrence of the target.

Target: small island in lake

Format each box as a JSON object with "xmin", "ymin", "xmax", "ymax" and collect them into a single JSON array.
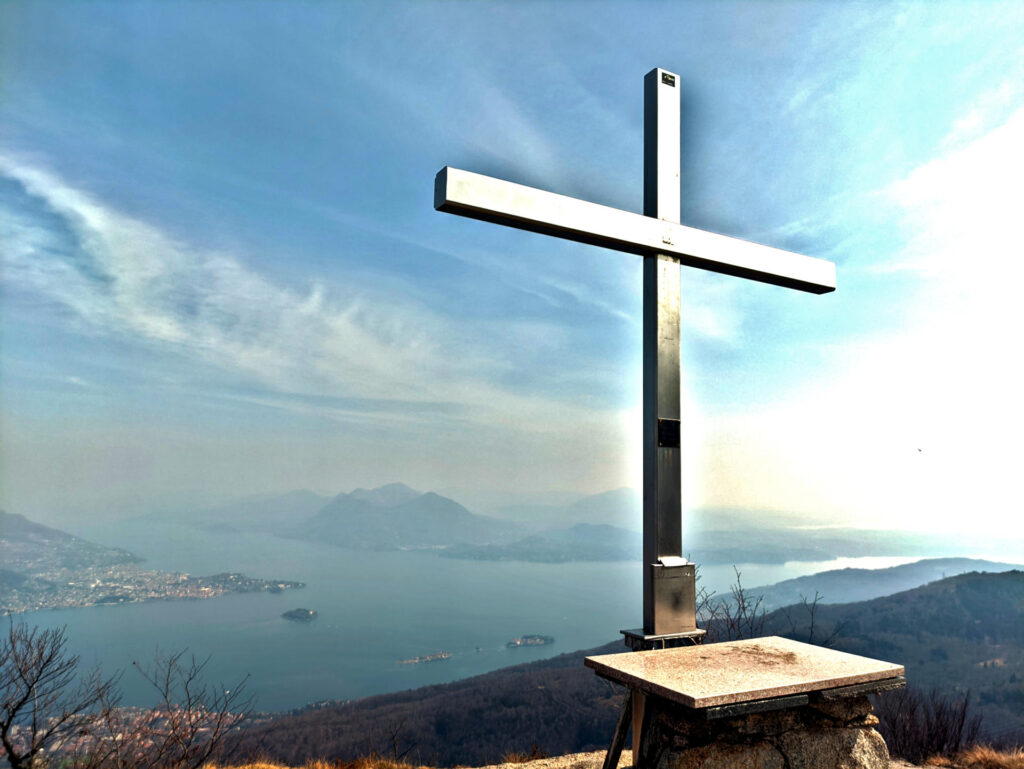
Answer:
[
  {"xmin": 397, "ymin": 651, "xmax": 452, "ymax": 665},
  {"xmin": 282, "ymin": 608, "xmax": 317, "ymax": 622},
  {"xmin": 507, "ymin": 634, "xmax": 554, "ymax": 648}
]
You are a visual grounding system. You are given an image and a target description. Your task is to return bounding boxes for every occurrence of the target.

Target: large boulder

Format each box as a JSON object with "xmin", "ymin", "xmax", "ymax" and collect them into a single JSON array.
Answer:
[{"xmin": 640, "ymin": 695, "xmax": 890, "ymax": 769}]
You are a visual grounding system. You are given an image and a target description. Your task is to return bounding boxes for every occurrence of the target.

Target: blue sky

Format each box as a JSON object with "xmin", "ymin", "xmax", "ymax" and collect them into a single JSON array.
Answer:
[{"xmin": 1, "ymin": 1, "xmax": 1022, "ymax": 537}]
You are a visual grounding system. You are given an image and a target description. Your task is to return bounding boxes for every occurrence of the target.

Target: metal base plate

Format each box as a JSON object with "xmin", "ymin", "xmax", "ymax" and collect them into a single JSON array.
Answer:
[{"xmin": 621, "ymin": 627, "xmax": 706, "ymax": 651}]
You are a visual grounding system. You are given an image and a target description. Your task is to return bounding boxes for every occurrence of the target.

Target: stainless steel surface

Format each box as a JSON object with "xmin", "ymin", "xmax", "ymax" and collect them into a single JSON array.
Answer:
[
  {"xmin": 642, "ymin": 68, "xmax": 693, "ymax": 637},
  {"xmin": 644, "ymin": 68, "xmax": 680, "ymax": 224},
  {"xmin": 434, "ymin": 67, "xmax": 836, "ymax": 648},
  {"xmin": 621, "ymin": 628, "xmax": 707, "ymax": 652},
  {"xmin": 649, "ymin": 562, "xmax": 697, "ymax": 635},
  {"xmin": 643, "ymin": 254, "xmax": 685, "ymax": 633},
  {"xmin": 434, "ymin": 166, "xmax": 835, "ymax": 294}
]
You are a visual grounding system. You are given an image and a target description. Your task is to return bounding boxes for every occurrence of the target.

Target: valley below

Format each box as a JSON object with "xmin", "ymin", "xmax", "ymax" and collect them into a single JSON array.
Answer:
[
  {"xmin": 4, "ymin": 482, "xmax": 1023, "ymax": 763},
  {"xmin": 236, "ymin": 569, "xmax": 1024, "ymax": 767}
]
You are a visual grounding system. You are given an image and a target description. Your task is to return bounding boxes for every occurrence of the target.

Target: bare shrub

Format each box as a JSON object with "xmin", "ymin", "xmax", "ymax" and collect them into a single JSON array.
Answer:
[
  {"xmin": 779, "ymin": 590, "xmax": 844, "ymax": 648},
  {"xmin": 358, "ymin": 718, "xmax": 416, "ymax": 765},
  {"xmin": 700, "ymin": 567, "xmax": 766, "ymax": 643},
  {"xmin": 77, "ymin": 649, "xmax": 253, "ymax": 769},
  {"xmin": 0, "ymin": 620, "xmax": 120, "ymax": 769},
  {"xmin": 498, "ymin": 743, "xmax": 547, "ymax": 763},
  {"xmin": 697, "ymin": 567, "xmax": 844, "ymax": 646},
  {"xmin": 0, "ymin": 620, "xmax": 251, "ymax": 769},
  {"xmin": 873, "ymin": 686, "xmax": 982, "ymax": 764}
]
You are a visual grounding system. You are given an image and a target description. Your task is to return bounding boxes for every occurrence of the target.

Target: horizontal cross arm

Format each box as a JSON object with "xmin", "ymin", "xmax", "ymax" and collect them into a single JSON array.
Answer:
[{"xmin": 435, "ymin": 167, "xmax": 835, "ymax": 294}]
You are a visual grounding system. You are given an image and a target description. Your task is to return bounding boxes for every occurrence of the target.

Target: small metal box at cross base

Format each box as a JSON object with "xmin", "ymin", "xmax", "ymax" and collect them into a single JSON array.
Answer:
[{"xmin": 650, "ymin": 560, "xmax": 698, "ymax": 636}]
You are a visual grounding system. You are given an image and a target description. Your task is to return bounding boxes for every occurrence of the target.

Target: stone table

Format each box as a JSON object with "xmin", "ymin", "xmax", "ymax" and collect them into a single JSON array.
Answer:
[{"xmin": 585, "ymin": 636, "xmax": 905, "ymax": 769}]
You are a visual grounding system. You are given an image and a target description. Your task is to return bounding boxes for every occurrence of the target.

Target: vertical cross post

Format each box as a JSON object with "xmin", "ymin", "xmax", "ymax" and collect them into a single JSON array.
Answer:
[
  {"xmin": 434, "ymin": 66, "xmax": 834, "ymax": 648},
  {"xmin": 640, "ymin": 68, "xmax": 698, "ymax": 641}
]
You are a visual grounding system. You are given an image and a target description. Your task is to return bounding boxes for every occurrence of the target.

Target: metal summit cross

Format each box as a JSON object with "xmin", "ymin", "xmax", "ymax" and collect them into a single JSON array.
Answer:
[{"xmin": 435, "ymin": 68, "xmax": 835, "ymax": 648}]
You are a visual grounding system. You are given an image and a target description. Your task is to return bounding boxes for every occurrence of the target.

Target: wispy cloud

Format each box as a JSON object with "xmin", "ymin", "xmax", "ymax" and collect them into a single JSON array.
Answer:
[
  {"xmin": 0, "ymin": 156, "xmax": 624, "ymax": 436},
  {"xmin": 335, "ymin": 39, "xmax": 568, "ymax": 185}
]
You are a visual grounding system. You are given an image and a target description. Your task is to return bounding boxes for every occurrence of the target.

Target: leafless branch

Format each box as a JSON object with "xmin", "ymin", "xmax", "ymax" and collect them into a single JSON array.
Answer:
[{"xmin": 0, "ymin": 620, "xmax": 120, "ymax": 769}]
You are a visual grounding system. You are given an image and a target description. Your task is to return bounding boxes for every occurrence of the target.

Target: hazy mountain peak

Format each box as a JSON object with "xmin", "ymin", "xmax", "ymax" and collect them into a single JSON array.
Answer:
[
  {"xmin": 566, "ymin": 487, "xmax": 641, "ymax": 528},
  {"xmin": 303, "ymin": 485, "xmax": 521, "ymax": 550},
  {"xmin": 0, "ymin": 509, "xmax": 74, "ymax": 540},
  {"xmin": 0, "ymin": 509, "xmax": 140, "ymax": 571},
  {"xmin": 568, "ymin": 487, "xmax": 638, "ymax": 508},
  {"xmin": 346, "ymin": 482, "xmax": 422, "ymax": 508}
]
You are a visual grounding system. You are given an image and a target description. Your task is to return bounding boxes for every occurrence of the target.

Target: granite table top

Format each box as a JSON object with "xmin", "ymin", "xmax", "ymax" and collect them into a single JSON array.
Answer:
[{"xmin": 585, "ymin": 635, "xmax": 904, "ymax": 709}]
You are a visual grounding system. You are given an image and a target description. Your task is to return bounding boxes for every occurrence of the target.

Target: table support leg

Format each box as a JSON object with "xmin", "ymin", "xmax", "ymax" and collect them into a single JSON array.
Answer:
[
  {"xmin": 632, "ymin": 691, "xmax": 646, "ymax": 760},
  {"xmin": 602, "ymin": 688, "xmax": 634, "ymax": 769}
]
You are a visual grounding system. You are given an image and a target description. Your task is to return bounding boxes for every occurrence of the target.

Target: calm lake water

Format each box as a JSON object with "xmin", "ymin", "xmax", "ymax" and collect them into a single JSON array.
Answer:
[{"xmin": 25, "ymin": 521, "xmax": 919, "ymax": 712}]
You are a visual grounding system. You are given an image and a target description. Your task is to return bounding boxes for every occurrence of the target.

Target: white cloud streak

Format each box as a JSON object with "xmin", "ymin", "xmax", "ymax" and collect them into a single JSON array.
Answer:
[{"xmin": 0, "ymin": 156, "xmax": 623, "ymax": 439}]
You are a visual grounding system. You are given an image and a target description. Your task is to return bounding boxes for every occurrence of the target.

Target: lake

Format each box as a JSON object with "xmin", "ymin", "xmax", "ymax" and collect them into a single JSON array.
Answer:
[{"xmin": 25, "ymin": 521, "xmax": 919, "ymax": 712}]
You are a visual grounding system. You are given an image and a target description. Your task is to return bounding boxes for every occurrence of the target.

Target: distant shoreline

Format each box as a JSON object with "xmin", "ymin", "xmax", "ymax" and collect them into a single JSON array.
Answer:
[{"xmin": 1, "ymin": 564, "xmax": 304, "ymax": 616}]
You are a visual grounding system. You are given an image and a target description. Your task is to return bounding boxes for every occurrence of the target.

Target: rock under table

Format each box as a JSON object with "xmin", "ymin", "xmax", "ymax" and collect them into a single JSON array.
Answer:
[{"xmin": 585, "ymin": 636, "xmax": 906, "ymax": 769}]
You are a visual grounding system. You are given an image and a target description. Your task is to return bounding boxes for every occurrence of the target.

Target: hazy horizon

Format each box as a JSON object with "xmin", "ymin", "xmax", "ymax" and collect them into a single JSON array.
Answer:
[{"xmin": 11, "ymin": 481, "xmax": 1023, "ymax": 565}]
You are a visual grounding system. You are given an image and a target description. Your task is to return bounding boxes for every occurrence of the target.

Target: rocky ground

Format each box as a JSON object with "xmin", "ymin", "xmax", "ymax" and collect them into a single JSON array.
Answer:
[
  {"xmin": 217, "ymin": 751, "xmax": 1024, "ymax": 769},
  {"xmin": 476, "ymin": 751, "xmax": 923, "ymax": 769},
  {"xmin": 479, "ymin": 750, "xmax": 632, "ymax": 769}
]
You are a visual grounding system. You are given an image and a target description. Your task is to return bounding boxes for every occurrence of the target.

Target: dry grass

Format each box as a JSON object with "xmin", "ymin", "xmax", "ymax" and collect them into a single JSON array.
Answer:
[
  {"xmin": 204, "ymin": 759, "xmax": 425, "ymax": 769},
  {"xmin": 204, "ymin": 746, "xmax": 1024, "ymax": 769},
  {"xmin": 923, "ymin": 745, "xmax": 1024, "ymax": 769},
  {"xmin": 498, "ymin": 744, "xmax": 549, "ymax": 764},
  {"xmin": 952, "ymin": 745, "xmax": 1024, "ymax": 769}
]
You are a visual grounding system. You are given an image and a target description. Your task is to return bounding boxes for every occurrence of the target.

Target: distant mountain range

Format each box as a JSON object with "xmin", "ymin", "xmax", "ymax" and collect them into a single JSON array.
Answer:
[
  {"xmin": 150, "ymin": 482, "xmax": 1017, "ymax": 565},
  {"xmin": 493, "ymin": 489, "xmax": 838, "ymax": 532},
  {"xmin": 494, "ymin": 487, "xmax": 642, "ymax": 529},
  {"xmin": 166, "ymin": 482, "xmax": 525, "ymax": 551},
  {"xmin": 236, "ymin": 569, "xmax": 1024, "ymax": 766},
  {"xmin": 0, "ymin": 509, "xmax": 140, "ymax": 572},
  {"xmin": 176, "ymin": 484, "xmax": 631, "ymax": 556},
  {"xmin": 440, "ymin": 523, "xmax": 641, "ymax": 562},
  {"xmin": 151, "ymin": 489, "xmax": 331, "ymax": 534},
  {"xmin": 298, "ymin": 484, "xmax": 523, "ymax": 550},
  {"xmin": 750, "ymin": 557, "xmax": 1022, "ymax": 610},
  {"xmin": 436, "ymin": 520, "xmax": 994, "ymax": 566}
]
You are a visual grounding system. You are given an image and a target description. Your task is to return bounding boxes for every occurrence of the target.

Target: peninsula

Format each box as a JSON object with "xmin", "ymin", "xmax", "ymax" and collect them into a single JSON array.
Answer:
[{"xmin": 0, "ymin": 511, "xmax": 304, "ymax": 614}]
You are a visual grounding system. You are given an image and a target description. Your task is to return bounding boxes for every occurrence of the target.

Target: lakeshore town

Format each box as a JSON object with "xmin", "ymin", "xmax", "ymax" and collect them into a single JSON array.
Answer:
[{"xmin": 0, "ymin": 564, "xmax": 304, "ymax": 615}]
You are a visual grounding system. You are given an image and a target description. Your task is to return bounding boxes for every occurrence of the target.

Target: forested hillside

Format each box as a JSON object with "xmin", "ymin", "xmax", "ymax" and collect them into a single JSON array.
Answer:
[
  {"xmin": 750, "ymin": 557, "xmax": 1019, "ymax": 610},
  {"xmin": 236, "ymin": 570, "xmax": 1024, "ymax": 767},
  {"xmin": 764, "ymin": 570, "xmax": 1024, "ymax": 741},
  {"xmin": 237, "ymin": 641, "xmax": 624, "ymax": 766}
]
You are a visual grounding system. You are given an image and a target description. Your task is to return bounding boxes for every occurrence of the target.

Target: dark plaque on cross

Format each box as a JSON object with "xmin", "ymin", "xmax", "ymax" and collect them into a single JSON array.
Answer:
[{"xmin": 435, "ymin": 68, "xmax": 835, "ymax": 649}]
